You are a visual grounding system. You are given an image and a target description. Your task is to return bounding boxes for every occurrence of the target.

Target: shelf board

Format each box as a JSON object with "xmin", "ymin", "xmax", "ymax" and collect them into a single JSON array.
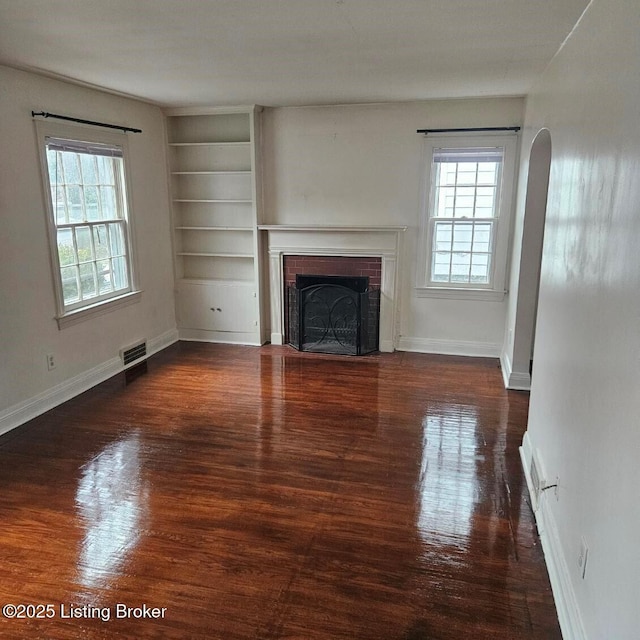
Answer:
[
  {"xmin": 168, "ymin": 141, "xmax": 250, "ymax": 147},
  {"xmin": 175, "ymin": 226, "xmax": 253, "ymax": 231},
  {"xmin": 173, "ymin": 199, "xmax": 253, "ymax": 203},
  {"xmin": 171, "ymin": 171, "xmax": 251, "ymax": 175},
  {"xmin": 178, "ymin": 277, "xmax": 256, "ymax": 287},
  {"xmin": 177, "ymin": 252, "xmax": 254, "ymax": 258}
]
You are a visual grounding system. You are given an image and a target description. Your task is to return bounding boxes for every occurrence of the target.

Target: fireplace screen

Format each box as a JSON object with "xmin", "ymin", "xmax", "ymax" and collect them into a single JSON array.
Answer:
[{"xmin": 287, "ymin": 275, "xmax": 380, "ymax": 355}]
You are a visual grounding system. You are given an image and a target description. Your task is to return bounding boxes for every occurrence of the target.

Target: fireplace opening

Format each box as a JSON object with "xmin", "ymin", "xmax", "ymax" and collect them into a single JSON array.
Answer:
[{"xmin": 287, "ymin": 274, "xmax": 380, "ymax": 355}]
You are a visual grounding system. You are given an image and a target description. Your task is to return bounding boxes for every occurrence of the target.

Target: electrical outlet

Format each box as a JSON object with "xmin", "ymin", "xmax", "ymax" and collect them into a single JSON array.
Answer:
[
  {"xmin": 578, "ymin": 536, "xmax": 589, "ymax": 579},
  {"xmin": 46, "ymin": 353, "xmax": 56, "ymax": 371}
]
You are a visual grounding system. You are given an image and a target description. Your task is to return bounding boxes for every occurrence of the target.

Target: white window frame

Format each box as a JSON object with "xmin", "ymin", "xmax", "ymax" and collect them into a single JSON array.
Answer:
[
  {"xmin": 35, "ymin": 120, "xmax": 141, "ymax": 328},
  {"xmin": 416, "ymin": 133, "xmax": 518, "ymax": 301}
]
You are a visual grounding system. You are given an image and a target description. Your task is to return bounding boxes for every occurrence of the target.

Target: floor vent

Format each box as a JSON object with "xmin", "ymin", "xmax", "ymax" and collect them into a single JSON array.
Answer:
[{"xmin": 121, "ymin": 341, "xmax": 147, "ymax": 367}]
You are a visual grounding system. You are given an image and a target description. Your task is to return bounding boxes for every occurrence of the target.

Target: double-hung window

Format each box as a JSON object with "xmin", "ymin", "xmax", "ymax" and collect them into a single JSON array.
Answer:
[
  {"xmin": 36, "ymin": 121, "xmax": 139, "ymax": 327},
  {"xmin": 417, "ymin": 134, "xmax": 517, "ymax": 300}
]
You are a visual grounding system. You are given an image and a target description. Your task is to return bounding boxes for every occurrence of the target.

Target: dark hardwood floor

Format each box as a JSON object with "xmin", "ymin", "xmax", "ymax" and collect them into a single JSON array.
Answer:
[{"xmin": 0, "ymin": 343, "xmax": 560, "ymax": 639}]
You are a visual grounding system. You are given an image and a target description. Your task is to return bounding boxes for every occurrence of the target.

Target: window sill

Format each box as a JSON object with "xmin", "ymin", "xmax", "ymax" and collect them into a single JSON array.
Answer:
[
  {"xmin": 56, "ymin": 291, "xmax": 142, "ymax": 329},
  {"xmin": 415, "ymin": 287, "xmax": 506, "ymax": 302}
]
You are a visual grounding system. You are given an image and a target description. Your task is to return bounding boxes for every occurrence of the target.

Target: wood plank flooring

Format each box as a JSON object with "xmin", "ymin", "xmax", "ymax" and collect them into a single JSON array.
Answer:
[{"xmin": 0, "ymin": 343, "xmax": 561, "ymax": 639}]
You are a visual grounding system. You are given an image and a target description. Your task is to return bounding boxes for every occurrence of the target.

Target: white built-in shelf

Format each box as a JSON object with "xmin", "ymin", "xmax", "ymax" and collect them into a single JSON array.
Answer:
[
  {"xmin": 179, "ymin": 277, "xmax": 255, "ymax": 286},
  {"xmin": 171, "ymin": 170, "xmax": 251, "ymax": 175},
  {"xmin": 168, "ymin": 141, "xmax": 250, "ymax": 147},
  {"xmin": 177, "ymin": 251, "xmax": 254, "ymax": 258},
  {"xmin": 175, "ymin": 226, "xmax": 252, "ymax": 231},
  {"xmin": 173, "ymin": 199, "xmax": 253, "ymax": 203},
  {"xmin": 167, "ymin": 106, "xmax": 264, "ymax": 345}
]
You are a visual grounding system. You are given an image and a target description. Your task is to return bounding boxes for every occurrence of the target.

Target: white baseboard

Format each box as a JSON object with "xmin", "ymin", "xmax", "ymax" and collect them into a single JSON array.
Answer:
[
  {"xmin": 178, "ymin": 328, "xmax": 261, "ymax": 346},
  {"xmin": 0, "ymin": 328, "xmax": 179, "ymax": 439},
  {"xmin": 270, "ymin": 333, "xmax": 393, "ymax": 352},
  {"xmin": 500, "ymin": 352, "xmax": 531, "ymax": 390},
  {"xmin": 0, "ymin": 357, "xmax": 121, "ymax": 438},
  {"xmin": 148, "ymin": 328, "xmax": 179, "ymax": 356},
  {"xmin": 397, "ymin": 336, "xmax": 500, "ymax": 358},
  {"xmin": 520, "ymin": 432, "xmax": 587, "ymax": 640}
]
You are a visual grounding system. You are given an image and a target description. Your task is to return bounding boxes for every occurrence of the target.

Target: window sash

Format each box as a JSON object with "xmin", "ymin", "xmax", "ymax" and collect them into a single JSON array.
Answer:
[
  {"xmin": 424, "ymin": 145, "xmax": 506, "ymax": 289},
  {"xmin": 428, "ymin": 217, "xmax": 497, "ymax": 286},
  {"xmin": 38, "ymin": 124, "xmax": 135, "ymax": 317},
  {"xmin": 56, "ymin": 220, "xmax": 130, "ymax": 311}
]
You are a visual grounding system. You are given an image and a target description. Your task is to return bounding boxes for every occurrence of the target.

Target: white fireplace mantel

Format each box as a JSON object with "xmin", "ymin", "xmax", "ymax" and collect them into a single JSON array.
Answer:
[{"xmin": 259, "ymin": 225, "xmax": 406, "ymax": 352}]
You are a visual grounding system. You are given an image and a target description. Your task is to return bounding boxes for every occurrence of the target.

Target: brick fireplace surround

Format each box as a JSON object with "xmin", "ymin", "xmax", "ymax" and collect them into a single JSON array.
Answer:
[
  {"xmin": 259, "ymin": 226, "xmax": 406, "ymax": 352},
  {"xmin": 283, "ymin": 255, "xmax": 382, "ymax": 289},
  {"xmin": 283, "ymin": 255, "xmax": 383, "ymax": 347}
]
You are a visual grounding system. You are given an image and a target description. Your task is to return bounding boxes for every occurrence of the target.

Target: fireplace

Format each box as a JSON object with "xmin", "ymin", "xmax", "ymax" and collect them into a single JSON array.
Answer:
[
  {"xmin": 287, "ymin": 274, "xmax": 380, "ymax": 355},
  {"xmin": 259, "ymin": 225, "xmax": 406, "ymax": 353}
]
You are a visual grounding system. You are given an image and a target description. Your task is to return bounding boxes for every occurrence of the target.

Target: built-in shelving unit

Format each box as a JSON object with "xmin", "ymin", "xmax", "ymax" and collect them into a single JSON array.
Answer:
[{"xmin": 165, "ymin": 107, "xmax": 265, "ymax": 345}]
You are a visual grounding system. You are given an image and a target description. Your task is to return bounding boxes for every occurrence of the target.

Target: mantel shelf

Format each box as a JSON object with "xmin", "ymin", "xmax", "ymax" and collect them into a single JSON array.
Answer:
[{"xmin": 168, "ymin": 141, "xmax": 250, "ymax": 147}]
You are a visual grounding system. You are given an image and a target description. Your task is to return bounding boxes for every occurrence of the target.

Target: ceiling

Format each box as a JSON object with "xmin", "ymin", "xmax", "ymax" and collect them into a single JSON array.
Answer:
[{"xmin": 0, "ymin": 0, "xmax": 590, "ymax": 108}]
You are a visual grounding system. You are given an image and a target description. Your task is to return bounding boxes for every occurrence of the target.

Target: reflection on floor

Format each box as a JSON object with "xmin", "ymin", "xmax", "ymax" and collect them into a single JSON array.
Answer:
[{"xmin": 0, "ymin": 342, "xmax": 560, "ymax": 639}]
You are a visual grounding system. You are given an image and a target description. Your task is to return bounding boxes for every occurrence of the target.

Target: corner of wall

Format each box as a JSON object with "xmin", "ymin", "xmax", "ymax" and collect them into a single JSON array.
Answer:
[{"xmin": 500, "ymin": 350, "xmax": 531, "ymax": 390}]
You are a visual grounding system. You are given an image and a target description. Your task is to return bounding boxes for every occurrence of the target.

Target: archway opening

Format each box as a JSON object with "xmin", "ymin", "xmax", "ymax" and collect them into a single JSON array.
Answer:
[{"xmin": 511, "ymin": 129, "xmax": 552, "ymax": 384}]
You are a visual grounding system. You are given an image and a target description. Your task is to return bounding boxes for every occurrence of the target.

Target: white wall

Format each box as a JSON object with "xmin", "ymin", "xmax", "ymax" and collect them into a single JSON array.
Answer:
[
  {"xmin": 514, "ymin": 0, "xmax": 640, "ymax": 637},
  {"xmin": 0, "ymin": 66, "xmax": 177, "ymax": 434},
  {"xmin": 262, "ymin": 98, "xmax": 524, "ymax": 355}
]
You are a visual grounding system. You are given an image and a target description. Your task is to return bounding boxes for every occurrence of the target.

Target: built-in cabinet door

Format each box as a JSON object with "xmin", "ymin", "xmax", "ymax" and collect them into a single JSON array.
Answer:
[{"xmin": 177, "ymin": 282, "xmax": 257, "ymax": 333}]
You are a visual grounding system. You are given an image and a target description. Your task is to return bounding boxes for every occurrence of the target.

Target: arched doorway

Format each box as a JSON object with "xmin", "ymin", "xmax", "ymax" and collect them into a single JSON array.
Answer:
[{"xmin": 510, "ymin": 129, "xmax": 552, "ymax": 386}]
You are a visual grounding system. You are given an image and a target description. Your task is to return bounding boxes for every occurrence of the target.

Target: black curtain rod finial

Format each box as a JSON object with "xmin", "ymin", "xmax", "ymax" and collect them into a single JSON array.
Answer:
[{"xmin": 32, "ymin": 110, "xmax": 142, "ymax": 134}]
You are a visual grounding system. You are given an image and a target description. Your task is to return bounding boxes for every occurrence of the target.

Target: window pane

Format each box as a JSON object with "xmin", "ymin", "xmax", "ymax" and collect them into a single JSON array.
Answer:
[
  {"xmin": 80, "ymin": 154, "xmax": 98, "ymax": 184},
  {"xmin": 456, "ymin": 164, "xmax": 477, "ymax": 185},
  {"xmin": 93, "ymin": 224, "xmax": 109, "ymax": 259},
  {"xmin": 46, "ymin": 150, "xmax": 60, "ymax": 184},
  {"xmin": 62, "ymin": 152, "xmax": 81, "ymax": 184},
  {"xmin": 66, "ymin": 185, "xmax": 84, "ymax": 222},
  {"xmin": 51, "ymin": 186, "xmax": 67, "ymax": 224},
  {"xmin": 75, "ymin": 226, "xmax": 94, "ymax": 263},
  {"xmin": 471, "ymin": 254, "xmax": 490, "ymax": 284},
  {"xmin": 57, "ymin": 228, "xmax": 76, "ymax": 266},
  {"xmin": 79, "ymin": 262, "xmax": 97, "ymax": 297},
  {"xmin": 477, "ymin": 163, "xmax": 498, "ymax": 185},
  {"xmin": 96, "ymin": 156, "xmax": 115, "ymax": 184},
  {"xmin": 434, "ymin": 222, "xmax": 452, "ymax": 251},
  {"xmin": 432, "ymin": 252, "xmax": 451, "ymax": 282},
  {"xmin": 452, "ymin": 224, "xmax": 473, "ymax": 252},
  {"xmin": 61, "ymin": 266, "xmax": 80, "ymax": 304},
  {"xmin": 109, "ymin": 223, "xmax": 125, "ymax": 257},
  {"xmin": 472, "ymin": 223, "xmax": 493, "ymax": 252},
  {"xmin": 437, "ymin": 163, "xmax": 457, "ymax": 186},
  {"xmin": 85, "ymin": 186, "xmax": 100, "ymax": 221},
  {"xmin": 112, "ymin": 257, "xmax": 129, "ymax": 291},
  {"xmin": 451, "ymin": 253, "xmax": 471, "ymax": 283},
  {"xmin": 97, "ymin": 260, "xmax": 113, "ymax": 294},
  {"xmin": 100, "ymin": 186, "xmax": 117, "ymax": 219}
]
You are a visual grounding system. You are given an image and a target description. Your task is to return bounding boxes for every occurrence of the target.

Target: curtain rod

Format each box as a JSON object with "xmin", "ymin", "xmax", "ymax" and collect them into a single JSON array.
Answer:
[
  {"xmin": 32, "ymin": 111, "xmax": 142, "ymax": 134},
  {"xmin": 417, "ymin": 126, "xmax": 520, "ymax": 135}
]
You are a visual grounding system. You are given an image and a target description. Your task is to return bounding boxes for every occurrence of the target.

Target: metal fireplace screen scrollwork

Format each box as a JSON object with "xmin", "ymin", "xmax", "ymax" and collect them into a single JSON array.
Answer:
[{"xmin": 287, "ymin": 274, "xmax": 380, "ymax": 355}]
